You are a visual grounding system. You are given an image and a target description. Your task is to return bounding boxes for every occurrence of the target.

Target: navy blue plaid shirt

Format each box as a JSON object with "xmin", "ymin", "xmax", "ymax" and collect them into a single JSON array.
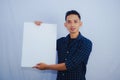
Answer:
[{"xmin": 57, "ymin": 33, "xmax": 92, "ymax": 80}]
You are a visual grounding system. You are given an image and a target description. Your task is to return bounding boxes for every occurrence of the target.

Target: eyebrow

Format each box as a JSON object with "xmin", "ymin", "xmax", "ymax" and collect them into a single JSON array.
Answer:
[{"xmin": 67, "ymin": 19, "xmax": 79, "ymax": 21}]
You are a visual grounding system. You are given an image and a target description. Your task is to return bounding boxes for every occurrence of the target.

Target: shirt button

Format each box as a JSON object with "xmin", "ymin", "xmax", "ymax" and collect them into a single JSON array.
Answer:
[{"xmin": 67, "ymin": 51, "xmax": 69, "ymax": 53}]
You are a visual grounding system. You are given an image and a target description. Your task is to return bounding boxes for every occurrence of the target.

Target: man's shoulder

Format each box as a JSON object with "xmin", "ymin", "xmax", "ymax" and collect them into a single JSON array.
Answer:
[
  {"xmin": 57, "ymin": 37, "xmax": 66, "ymax": 50},
  {"xmin": 80, "ymin": 36, "xmax": 92, "ymax": 46},
  {"xmin": 57, "ymin": 37, "xmax": 66, "ymax": 42}
]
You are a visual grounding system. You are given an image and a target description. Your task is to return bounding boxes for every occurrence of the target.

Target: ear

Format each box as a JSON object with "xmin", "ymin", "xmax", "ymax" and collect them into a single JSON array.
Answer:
[
  {"xmin": 79, "ymin": 21, "xmax": 83, "ymax": 27},
  {"xmin": 64, "ymin": 22, "xmax": 67, "ymax": 27}
]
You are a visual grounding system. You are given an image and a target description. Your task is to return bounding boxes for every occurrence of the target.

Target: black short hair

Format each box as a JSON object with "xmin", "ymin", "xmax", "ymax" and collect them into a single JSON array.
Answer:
[{"xmin": 65, "ymin": 10, "xmax": 81, "ymax": 21}]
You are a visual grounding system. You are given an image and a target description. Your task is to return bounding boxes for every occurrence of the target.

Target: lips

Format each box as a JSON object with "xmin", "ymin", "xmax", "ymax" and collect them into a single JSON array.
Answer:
[{"xmin": 70, "ymin": 28, "xmax": 76, "ymax": 31}]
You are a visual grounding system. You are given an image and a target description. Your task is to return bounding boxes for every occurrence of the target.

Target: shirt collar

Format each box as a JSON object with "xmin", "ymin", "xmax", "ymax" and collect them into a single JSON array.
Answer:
[{"xmin": 65, "ymin": 32, "xmax": 83, "ymax": 41}]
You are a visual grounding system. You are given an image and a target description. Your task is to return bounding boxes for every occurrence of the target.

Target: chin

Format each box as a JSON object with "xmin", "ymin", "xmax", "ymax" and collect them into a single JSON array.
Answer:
[
  {"xmin": 70, "ymin": 30, "xmax": 79, "ymax": 34},
  {"xmin": 70, "ymin": 31, "xmax": 77, "ymax": 34}
]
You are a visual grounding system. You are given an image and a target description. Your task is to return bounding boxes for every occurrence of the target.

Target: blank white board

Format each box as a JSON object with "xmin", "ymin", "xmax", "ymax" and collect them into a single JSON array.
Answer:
[{"xmin": 21, "ymin": 22, "xmax": 57, "ymax": 67}]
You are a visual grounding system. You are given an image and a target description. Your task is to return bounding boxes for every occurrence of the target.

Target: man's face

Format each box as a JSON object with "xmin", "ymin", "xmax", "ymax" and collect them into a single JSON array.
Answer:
[{"xmin": 64, "ymin": 14, "xmax": 82, "ymax": 34}]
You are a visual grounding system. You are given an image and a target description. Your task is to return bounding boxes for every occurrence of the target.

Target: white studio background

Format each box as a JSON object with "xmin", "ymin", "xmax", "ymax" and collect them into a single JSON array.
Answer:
[{"xmin": 0, "ymin": 0, "xmax": 120, "ymax": 80}]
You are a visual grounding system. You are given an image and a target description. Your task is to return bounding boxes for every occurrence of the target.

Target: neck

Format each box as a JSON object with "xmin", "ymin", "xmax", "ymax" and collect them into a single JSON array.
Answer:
[{"xmin": 70, "ymin": 32, "xmax": 79, "ymax": 39}]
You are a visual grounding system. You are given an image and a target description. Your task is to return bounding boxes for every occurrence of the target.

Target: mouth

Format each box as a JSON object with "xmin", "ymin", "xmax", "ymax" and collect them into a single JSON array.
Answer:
[{"xmin": 70, "ymin": 28, "xmax": 76, "ymax": 31}]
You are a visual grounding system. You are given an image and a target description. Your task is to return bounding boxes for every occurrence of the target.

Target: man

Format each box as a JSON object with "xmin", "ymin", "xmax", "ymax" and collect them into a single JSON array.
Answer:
[{"xmin": 33, "ymin": 10, "xmax": 92, "ymax": 80}]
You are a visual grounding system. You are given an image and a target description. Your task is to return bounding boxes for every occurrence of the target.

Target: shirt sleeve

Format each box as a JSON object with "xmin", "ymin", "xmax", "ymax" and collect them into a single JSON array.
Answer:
[
  {"xmin": 65, "ymin": 40, "xmax": 92, "ymax": 71},
  {"xmin": 57, "ymin": 37, "xmax": 65, "ymax": 51}
]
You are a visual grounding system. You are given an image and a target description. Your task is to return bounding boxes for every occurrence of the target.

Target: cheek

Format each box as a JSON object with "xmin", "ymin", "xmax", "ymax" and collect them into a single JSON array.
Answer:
[
  {"xmin": 76, "ymin": 24, "xmax": 80, "ymax": 28},
  {"xmin": 65, "ymin": 24, "xmax": 71, "ymax": 29},
  {"xmin": 77, "ymin": 25, "xmax": 80, "ymax": 28},
  {"xmin": 66, "ymin": 27, "xmax": 70, "ymax": 30}
]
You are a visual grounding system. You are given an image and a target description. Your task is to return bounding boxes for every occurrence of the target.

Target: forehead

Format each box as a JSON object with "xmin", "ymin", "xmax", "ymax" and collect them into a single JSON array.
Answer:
[{"xmin": 66, "ymin": 14, "xmax": 79, "ymax": 21}]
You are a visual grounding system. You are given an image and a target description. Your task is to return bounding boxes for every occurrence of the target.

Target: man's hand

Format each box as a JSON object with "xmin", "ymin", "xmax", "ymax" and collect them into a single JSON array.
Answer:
[
  {"xmin": 33, "ymin": 63, "xmax": 67, "ymax": 71},
  {"xmin": 34, "ymin": 21, "xmax": 42, "ymax": 26},
  {"xmin": 33, "ymin": 63, "xmax": 48, "ymax": 70}
]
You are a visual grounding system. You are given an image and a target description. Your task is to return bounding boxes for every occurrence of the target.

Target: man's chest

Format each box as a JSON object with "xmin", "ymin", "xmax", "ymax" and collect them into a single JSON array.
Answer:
[{"xmin": 57, "ymin": 40, "xmax": 80, "ymax": 62}]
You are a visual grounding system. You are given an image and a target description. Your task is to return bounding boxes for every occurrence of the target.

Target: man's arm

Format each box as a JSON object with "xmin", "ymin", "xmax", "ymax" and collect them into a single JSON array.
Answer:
[{"xmin": 33, "ymin": 63, "xmax": 67, "ymax": 71}]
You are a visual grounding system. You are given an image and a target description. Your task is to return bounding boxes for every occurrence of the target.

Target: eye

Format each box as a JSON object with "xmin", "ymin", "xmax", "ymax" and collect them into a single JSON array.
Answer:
[
  {"xmin": 74, "ymin": 20, "xmax": 78, "ymax": 23},
  {"xmin": 67, "ymin": 20, "xmax": 71, "ymax": 23}
]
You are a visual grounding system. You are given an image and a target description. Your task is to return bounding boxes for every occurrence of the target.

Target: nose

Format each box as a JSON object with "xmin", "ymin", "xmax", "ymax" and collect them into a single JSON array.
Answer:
[{"xmin": 71, "ymin": 22, "xmax": 75, "ymax": 27}]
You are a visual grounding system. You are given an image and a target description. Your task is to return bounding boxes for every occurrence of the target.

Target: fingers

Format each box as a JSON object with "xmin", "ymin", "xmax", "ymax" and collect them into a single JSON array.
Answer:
[
  {"xmin": 34, "ymin": 21, "xmax": 42, "ymax": 26},
  {"xmin": 32, "ymin": 63, "xmax": 42, "ymax": 69},
  {"xmin": 32, "ymin": 63, "xmax": 47, "ymax": 70},
  {"xmin": 32, "ymin": 66, "xmax": 37, "ymax": 68},
  {"xmin": 37, "ymin": 63, "xmax": 41, "ymax": 65},
  {"xmin": 37, "ymin": 62, "xmax": 44, "ymax": 65},
  {"xmin": 32, "ymin": 64, "xmax": 40, "ymax": 69}
]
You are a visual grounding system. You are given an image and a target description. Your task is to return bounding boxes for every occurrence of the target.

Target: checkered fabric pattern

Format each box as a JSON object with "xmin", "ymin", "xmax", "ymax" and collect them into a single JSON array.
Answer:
[{"xmin": 57, "ymin": 33, "xmax": 92, "ymax": 80}]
